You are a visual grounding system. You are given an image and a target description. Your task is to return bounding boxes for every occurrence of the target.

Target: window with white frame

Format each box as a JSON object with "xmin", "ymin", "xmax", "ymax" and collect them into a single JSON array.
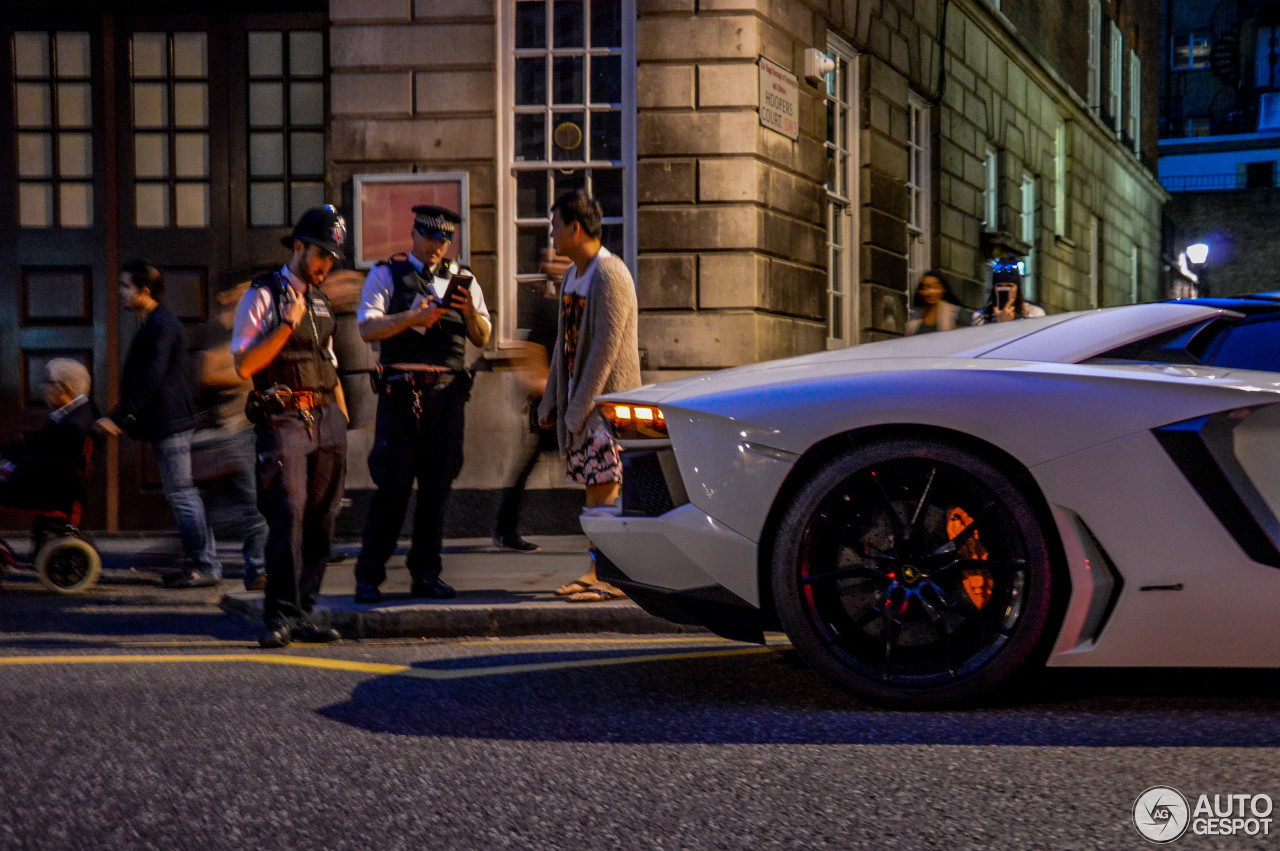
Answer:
[
  {"xmin": 1020, "ymin": 171, "xmax": 1038, "ymax": 301},
  {"xmin": 983, "ymin": 146, "xmax": 999, "ymax": 231},
  {"xmin": 906, "ymin": 95, "xmax": 931, "ymax": 290},
  {"xmin": 1256, "ymin": 26, "xmax": 1280, "ymax": 88},
  {"xmin": 1130, "ymin": 242, "xmax": 1140, "ymax": 303},
  {"xmin": 1088, "ymin": 0, "xmax": 1102, "ymax": 110},
  {"xmin": 824, "ymin": 35, "xmax": 859, "ymax": 347},
  {"xmin": 1128, "ymin": 51, "xmax": 1141, "ymax": 149},
  {"xmin": 503, "ymin": 0, "xmax": 633, "ymax": 344},
  {"xmin": 1054, "ymin": 119, "xmax": 1069, "ymax": 236},
  {"xmin": 1109, "ymin": 21, "xmax": 1123, "ymax": 132},
  {"xmin": 1171, "ymin": 32, "xmax": 1210, "ymax": 70},
  {"xmin": 14, "ymin": 31, "xmax": 94, "ymax": 228},
  {"xmin": 1090, "ymin": 214, "xmax": 1102, "ymax": 308}
]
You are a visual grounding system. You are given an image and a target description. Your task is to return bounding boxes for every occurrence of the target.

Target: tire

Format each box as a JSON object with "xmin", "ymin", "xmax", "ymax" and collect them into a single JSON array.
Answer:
[
  {"xmin": 771, "ymin": 438, "xmax": 1054, "ymax": 708},
  {"xmin": 35, "ymin": 536, "xmax": 102, "ymax": 594}
]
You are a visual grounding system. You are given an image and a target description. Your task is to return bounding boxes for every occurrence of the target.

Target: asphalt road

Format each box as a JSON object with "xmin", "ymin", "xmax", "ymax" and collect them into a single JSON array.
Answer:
[{"xmin": 2, "ymin": 627, "xmax": 1279, "ymax": 850}]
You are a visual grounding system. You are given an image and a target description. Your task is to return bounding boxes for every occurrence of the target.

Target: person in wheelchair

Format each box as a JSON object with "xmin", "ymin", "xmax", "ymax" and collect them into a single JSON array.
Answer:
[{"xmin": 0, "ymin": 359, "xmax": 98, "ymax": 515}]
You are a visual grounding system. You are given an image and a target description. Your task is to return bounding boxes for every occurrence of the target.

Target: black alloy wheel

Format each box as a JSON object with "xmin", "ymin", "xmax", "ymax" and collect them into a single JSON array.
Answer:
[{"xmin": 772, "ymin": 439, "xmax": 1054, "ymax": 708}]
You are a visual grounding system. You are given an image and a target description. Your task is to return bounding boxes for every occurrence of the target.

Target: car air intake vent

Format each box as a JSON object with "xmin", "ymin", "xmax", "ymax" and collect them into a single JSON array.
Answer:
[{"xmin": 620, "ymin": 449, "xmax": 688, "ymax": 517}]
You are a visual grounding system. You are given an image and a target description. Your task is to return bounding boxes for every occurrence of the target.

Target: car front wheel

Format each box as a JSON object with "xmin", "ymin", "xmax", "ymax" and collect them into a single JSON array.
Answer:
[{"xmin": 771, "ymin": 438, "xmax": 1054, "ymax": 708}]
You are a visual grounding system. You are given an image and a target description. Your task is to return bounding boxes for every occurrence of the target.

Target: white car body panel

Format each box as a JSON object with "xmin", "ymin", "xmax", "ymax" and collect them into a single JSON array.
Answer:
[{"xmin": 589, "ymin": 299, "xmax": 1280, "ymax": 673}]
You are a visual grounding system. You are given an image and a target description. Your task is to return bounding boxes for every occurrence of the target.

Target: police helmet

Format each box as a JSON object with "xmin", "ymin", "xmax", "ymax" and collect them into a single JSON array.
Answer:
[{"xmin": 283, "ymin": 205, "xmax": 348, "ymax": 260}]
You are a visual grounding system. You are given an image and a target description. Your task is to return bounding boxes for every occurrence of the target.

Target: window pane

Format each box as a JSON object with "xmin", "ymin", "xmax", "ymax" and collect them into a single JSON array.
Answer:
[
  {"xmin": 249, "ymin": 82, "xmax": 283, "ymax": 127},
  {"xmin": 290, "ymin": 31, "xmax": 323, "ymax": 76},
  {"xmin": 552, "ymin": 111, "xmax": 585, "ymax": 161},
  {"xmin": 553, "ymin": 0, "xmax": 584, "ymax": 48},
  {"xmin": 515, "ymin": 1, "xmax": 547, "ymax": 49},
  {"xmin": 250, "ymin": 182, "xmax": 286, "ymax": 226},
  {"xmin": 601, "ymin": 223, "xmax": 623, "ymax": 258},
  {"xmin": 248, "ymin": 32, "xmax": 282, "ymax": 77},
  {"xmin": 553, "ymin": 169, "xmax": 585, "ymax": 198},
  {"xmin": 173, "ymin": 33, "xmax": 207, "ymax": 77},
  {"xmin": 18, "ymin": 183, "xmax": 54, "ymax": 227},
  {"xmin": 57, "ymin": 82, "xmax": 92, "ymax": 127},
  {"xmin": 16, "ymin": 83, "xmax": 51, "ymax": 127},
  {"xmin": 249, "ymin": 132, "xmax": 284, "ymax": 176},
  {"xmin": 515, "ymin": 57, "xmax": 546, "ymax": 106},
  {"xmin": 135, "ymin": 133, "xmax": 169, "ymax": 177},
  {"xmin": 136, "ymin": 183, "xmax": 169, "ymax": 227},
  {"xmin": 591, "ymin": 1, "xmax": 622, "ymax": 48},
  {"xmin": 290, "ymin": 132, "xmax": 325, "ymax": 175},
  {"xmin": 59, "ymin": 182, "xmax": 92, "ymax": 227},
  {"xmin": 516, "ymin": 170, "xmax": 548, "ymax": 218},
  {"xmin": 290, "ymin": 182, "xmax": 325, "ymax": 219},
  {"xmin": 590, "ymin": 54, "xmax": 621, "ymax": 104},
  {"xmin": 133, "ymin": 83, "xmax": 168, "ymax": 128},
  {"xmin": 175, "ymin": 182, "xmax": 208, "ymax": 227},
  {"xmin": 174, "ymin": 132, "xmax": 208, "ymax": 177},
  {"xmin": 589, "ymin": 110, "xmax": 620, "ymax": 161},
  {"xmin": 552, "ymin": 56, "xmax": 584, "ymax": 104},
  {"xmin": 17, "ymin": 133, "xmax": 52, "ymax": 177},
  {"xmin": 14, "ymin": 32, "xmax": 50, "ymax": 78},
  {"xmin": 514, "ymin": 113, "xmax": 546, "ymax": 161},
  {"xmin": 290, "ymin": 81, "xmax": 324, "ymax": 125},
  {"xmin": 56, "ymin": 32, "xmax": 91, "ymax": 78},
  {"xmin": 59, "ymin": 132, "xmax": 93, "ymax": 177},
  {"xmin": 132, "ymin": 33, "xmax": 167, "ymax": 78},
  {"xmin": 592, "ymin": 168, "xmax": 622, "ymax": 217},
  {"xmin": 173, "ymin": 82, "xmax": 208, "ymax": 127},
  {"xmin": 517, "ymin": 226, "xmax": 546, "ymax": 274}
]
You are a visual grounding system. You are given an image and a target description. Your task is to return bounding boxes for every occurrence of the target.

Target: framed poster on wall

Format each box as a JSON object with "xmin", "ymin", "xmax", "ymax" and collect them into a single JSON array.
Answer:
[{"xmin": 351, "ymin": 172, "xmax": 470, "ymax": 269}]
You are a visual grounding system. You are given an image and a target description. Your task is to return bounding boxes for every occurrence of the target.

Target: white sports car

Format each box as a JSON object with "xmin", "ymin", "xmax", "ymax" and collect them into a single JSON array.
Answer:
[{"xmin": 582, "ymin": 296, "xmax": 1280, "ymax": 707}]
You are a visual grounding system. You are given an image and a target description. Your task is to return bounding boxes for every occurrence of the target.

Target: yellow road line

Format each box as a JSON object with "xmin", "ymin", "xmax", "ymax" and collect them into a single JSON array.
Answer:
[{"xmin": 0, "ymin": 645, "xmax": 779, "ymax": 679}]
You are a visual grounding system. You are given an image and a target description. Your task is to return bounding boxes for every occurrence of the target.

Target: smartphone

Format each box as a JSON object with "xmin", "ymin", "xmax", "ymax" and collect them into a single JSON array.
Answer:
[
  {"xmin": 441, "ymin": 272, "xmax": 473, "ymax": 309},
  {"xmin": 995, "ymin": 285, "xmax": 1014, "ymax": 309}
]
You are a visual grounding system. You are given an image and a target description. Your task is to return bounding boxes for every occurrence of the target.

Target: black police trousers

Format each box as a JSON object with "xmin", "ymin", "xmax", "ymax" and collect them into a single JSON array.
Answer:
[
  {"xmin": 354, "ymin": 380, "xmax": 467, "ymax": 587},
  {"xmin": 256, "ymin": 402, "xmax": 346, "ymax": 625}
]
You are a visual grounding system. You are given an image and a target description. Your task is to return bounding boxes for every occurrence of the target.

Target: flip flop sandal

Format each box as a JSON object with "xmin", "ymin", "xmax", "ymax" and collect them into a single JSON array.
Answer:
[
  {"xmin": 555, "ymin": 580, "xmax": 595, "ymax": 596},
  {"xmin": 566, "ymin": 585, "xmax": 625, "ymax": 603}
]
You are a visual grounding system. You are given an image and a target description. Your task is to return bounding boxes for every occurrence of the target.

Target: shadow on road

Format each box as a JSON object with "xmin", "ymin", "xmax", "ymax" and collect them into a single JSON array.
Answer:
[{"xmin": 317, "ymin": 645, "xmax": 1280, "ymax": 746}]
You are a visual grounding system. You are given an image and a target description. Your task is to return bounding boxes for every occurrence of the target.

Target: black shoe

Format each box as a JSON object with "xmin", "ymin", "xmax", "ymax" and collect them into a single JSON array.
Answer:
[
  {"xmin": 492, "ymin": 533, "xmax": 541, "ymax": 553},
  {"xmin": 163, "ymin": 569, "xmax": 219, "ymax": 589},
  {"xmin": 258, "ymin": 622, "xmax": 291, "ymax": 648},
  {"xmin": 354, "ymin": 583, "xmax": 382, "ymax": 604},
  {"xmin": 293, "ymin": 620, "xmax": 340, "ymax": 643},
  {"xmin": 409, "ymin": 578, "xmax": 456, "ymax": 599}
]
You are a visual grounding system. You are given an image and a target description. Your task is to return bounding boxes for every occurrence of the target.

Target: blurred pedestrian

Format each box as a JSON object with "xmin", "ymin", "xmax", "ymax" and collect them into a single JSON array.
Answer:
[
  {"xmin": 972, "ymin": 256, "xmax": 1046, "ymax": 325},
  {"xmin": 232, "ymin": 206, "xmax": 348, "ymax": 648},
  {"xmin": 537, "ymin": 190, "xmax": 641, "ymax": 603},
  {"xmin": 905, "ymin": 270, "xmax": 971, "ymax": 334},
  {"xmin": 191, "ymin": 282, "xmax": 269, "ymax": 591},
  {"xmin": 96, "ymin": 259, "xmax": 222, "ymax": 589},
  {"xmin": 352, "ymin": 205, "xmax": 491, "ymax": 604},
  {"xmin": 491, "ymin": 248, "xmax": 565, "ymax": 553}
]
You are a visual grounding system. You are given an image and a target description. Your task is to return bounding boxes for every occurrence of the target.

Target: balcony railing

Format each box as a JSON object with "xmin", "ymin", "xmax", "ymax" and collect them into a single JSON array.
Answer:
[{"xmin": 1160, "ymin": 172, "xmax": 1260, "ymax": 191}]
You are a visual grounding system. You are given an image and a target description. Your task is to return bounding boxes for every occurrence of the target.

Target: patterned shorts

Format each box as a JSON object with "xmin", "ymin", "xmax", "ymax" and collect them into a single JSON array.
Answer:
[{"xmin": 565, "ymin": 427, "xmax": 622, "ymax": 486}]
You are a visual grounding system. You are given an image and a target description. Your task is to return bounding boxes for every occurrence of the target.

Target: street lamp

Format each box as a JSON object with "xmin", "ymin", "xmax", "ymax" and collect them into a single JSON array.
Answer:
[{"xmin": 1185, "ymin": 242, "xmax": 1211, "ymax": 297}]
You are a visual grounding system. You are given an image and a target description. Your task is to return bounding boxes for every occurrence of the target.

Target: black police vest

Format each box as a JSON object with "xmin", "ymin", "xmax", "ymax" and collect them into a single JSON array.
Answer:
[
  {"xmin": 377, "ymin": 258, "xmax": 468, "ymax": 371},
  {"xmin": 249, "ymin": 271, "xmax": 340, "ymax": 392}
]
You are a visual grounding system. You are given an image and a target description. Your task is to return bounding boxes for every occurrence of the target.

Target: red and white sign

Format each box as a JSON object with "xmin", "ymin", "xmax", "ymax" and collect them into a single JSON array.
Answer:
[{"xmin": 758, "ymin": 57, "xmax": 799, "ymax": 140}]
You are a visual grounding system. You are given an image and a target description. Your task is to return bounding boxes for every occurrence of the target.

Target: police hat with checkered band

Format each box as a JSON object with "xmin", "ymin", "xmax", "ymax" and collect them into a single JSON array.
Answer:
[
  {"xmin": 282, "ymin": 205, "xmax": 347, "ymax": 260},
  {"xmin": 412, "ymin": 205, "xmax": 462, "ymax": 242}
]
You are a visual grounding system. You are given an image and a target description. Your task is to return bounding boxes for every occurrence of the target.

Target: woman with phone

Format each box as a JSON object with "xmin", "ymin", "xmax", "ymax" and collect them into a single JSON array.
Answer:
[{"xmin": 972, "ymin": 255, "xmax": 1046, "ymax": 325}]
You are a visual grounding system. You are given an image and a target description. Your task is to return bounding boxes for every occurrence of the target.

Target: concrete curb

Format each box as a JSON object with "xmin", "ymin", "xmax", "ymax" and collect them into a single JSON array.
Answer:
[{"xmin": 220, "ymin": 592, "xmax": 708, "ymax": 639}]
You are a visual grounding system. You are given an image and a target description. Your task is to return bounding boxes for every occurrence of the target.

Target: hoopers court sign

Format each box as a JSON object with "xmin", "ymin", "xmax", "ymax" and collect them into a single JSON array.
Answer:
[{"xmin": 758, "ymin": 57, "xmax": 799, "ymax": 140}]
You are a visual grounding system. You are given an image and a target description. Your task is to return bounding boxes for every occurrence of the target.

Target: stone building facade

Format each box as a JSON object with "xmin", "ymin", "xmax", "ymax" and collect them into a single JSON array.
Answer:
[{"xmin": 0, "ymin": 0, "xmax": 1165, "ymax": 532}]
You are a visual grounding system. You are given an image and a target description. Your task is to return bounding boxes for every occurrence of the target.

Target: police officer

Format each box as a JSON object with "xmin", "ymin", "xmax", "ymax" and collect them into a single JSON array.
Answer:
[
  {"xmin": 353, "ymin": 205, "xmax": 491, "ymax": 604},
  {"xmin": 231, "ymin": 205, "xmax": 349, "ymax": 648}
]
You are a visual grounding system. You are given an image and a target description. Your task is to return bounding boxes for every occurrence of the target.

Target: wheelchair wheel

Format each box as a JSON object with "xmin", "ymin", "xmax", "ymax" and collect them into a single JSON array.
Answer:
[{"xmin": 35, "ymin": 536, "xmax": 101, "ymax": 594}]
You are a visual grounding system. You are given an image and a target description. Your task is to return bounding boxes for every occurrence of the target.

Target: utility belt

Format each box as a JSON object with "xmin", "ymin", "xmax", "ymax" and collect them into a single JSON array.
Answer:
[
  {"xmin": 245, "ymin": 383, "xmax": 333, "ymax": 425},
  {"xmin": 370, "ymin": 363, "xmax": 461, "ymax": 394}
]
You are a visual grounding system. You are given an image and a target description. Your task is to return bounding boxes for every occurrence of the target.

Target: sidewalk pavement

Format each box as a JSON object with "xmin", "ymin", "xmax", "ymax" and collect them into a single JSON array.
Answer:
[{"xmin": 3, "ymin": 533, "xmax": 704, "ymax": 640}]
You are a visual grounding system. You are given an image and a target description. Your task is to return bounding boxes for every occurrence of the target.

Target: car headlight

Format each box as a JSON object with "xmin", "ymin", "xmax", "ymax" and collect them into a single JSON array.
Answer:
[{"xmin": 598, "ymin": 401, "xmax": 669, "ymax": 440}]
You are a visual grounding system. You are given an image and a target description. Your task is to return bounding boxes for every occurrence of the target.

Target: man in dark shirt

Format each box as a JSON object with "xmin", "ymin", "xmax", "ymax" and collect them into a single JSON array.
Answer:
[{"xmin": 96, "ymin": 259, "xmax": 222, "ymax": 588}]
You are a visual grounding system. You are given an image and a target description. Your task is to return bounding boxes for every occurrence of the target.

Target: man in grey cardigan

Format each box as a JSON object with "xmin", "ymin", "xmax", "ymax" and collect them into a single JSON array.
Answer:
[{"xmin": 537, "ymin": 190, "xmax": 641, "ymax": 602}]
